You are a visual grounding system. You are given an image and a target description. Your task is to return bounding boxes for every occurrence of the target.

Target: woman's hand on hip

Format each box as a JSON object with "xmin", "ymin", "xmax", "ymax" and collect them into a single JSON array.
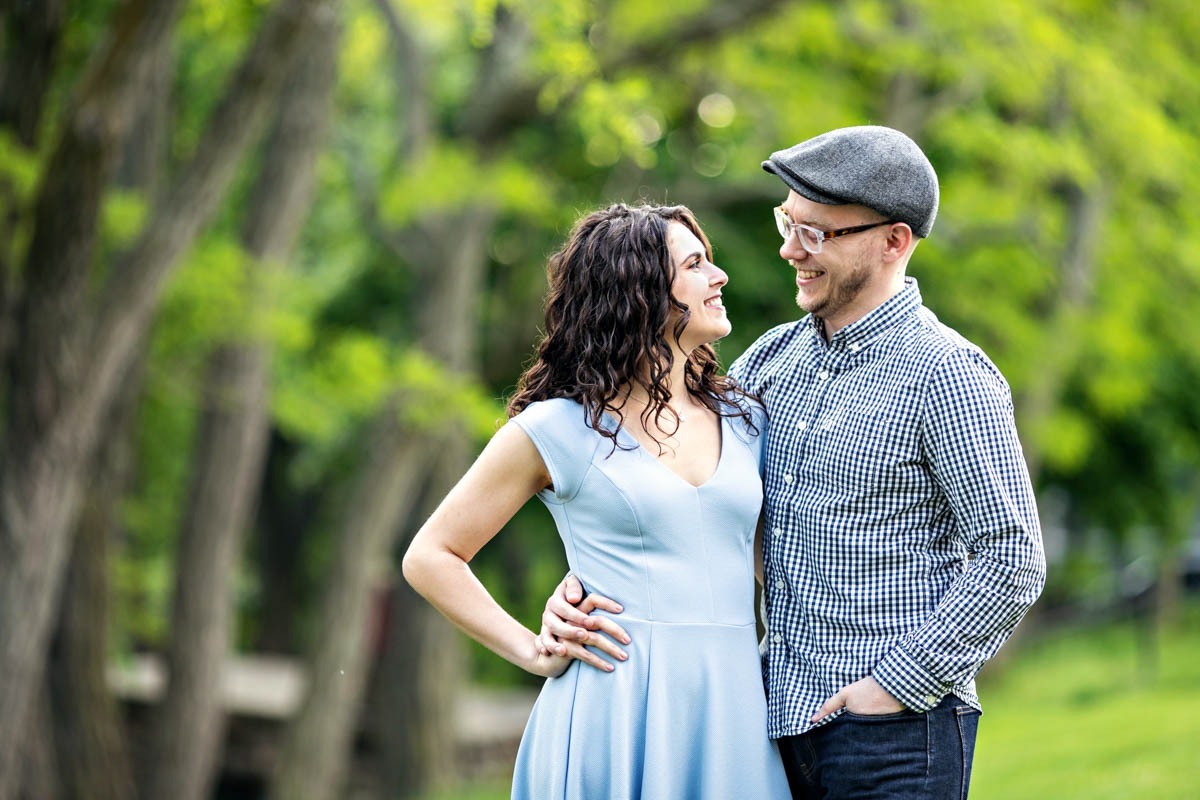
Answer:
[{"xmin": 534, "ymin": 573, "xmax": 631, "ymax": 672}]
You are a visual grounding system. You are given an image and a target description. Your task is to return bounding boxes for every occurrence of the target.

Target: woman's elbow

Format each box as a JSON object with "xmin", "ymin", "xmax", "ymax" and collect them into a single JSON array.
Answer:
[{"xmin": 401, "ymin": 540, "xmax": 430, "ymax": 595}]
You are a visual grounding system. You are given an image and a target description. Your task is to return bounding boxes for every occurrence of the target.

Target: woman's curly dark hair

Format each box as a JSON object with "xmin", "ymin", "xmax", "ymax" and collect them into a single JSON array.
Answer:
[{"xmin": 507, "ymin": 203, "xmax": 755, "ymax": 448}]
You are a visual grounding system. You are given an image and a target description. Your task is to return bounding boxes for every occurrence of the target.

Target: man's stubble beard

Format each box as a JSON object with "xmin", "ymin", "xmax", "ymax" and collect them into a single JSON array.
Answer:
[{"xmin": 796, "ymin": 252, "xmax": 873, "ymax": 322}]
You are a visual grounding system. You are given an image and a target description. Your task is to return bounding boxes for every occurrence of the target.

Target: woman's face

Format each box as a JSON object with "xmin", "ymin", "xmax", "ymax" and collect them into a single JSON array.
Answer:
[{"xmin": 666, "ymin": 221, "xmax": 731, "ymax": 353}]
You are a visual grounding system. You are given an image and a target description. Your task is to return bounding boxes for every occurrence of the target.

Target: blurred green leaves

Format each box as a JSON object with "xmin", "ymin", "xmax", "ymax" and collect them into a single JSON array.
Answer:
[{"xmin": 101, "ymin": 0, "xmax": 1200, "ymax": 653}]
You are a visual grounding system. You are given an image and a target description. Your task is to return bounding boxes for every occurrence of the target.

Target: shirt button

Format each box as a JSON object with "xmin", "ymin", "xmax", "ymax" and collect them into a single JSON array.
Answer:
[
  {"xmin": 924, "ymin": 694, "xmax": 938, "ymax": 705},
  {"xmin": 772, "ymin": 633, "xmax": 783, "ymax": 644},
  {"xmin": 774, "ymin": 580, "xmax": 784, "ymax": 590},
  {"xmin": 818, "ymin": 370, "xmax": 830, "ymax": 381},
  {"xmin": 773, "ymin": 527, "xmax": 782, "ymax": 537},
  {"xmin": 797, "ymin": 419, "xmax": 808, "ymax": 431},
  {"xmin": 783, "ymin": 473, "xmax": 794, "ymax": 484},
  {"xmin": 849, "ymin": 343, "xmax": 861, "ymax": 353}
]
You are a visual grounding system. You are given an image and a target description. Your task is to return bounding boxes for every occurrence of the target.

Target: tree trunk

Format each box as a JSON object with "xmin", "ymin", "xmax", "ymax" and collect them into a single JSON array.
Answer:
[
  {"xmin": 0, "ymin": 0, "xmax": 332, "ymax": 793},
  {"xmin": 266, "ymin": 182, "xmax": 484, "ymax": 800},
  {"xmin": 269, "ymin": 414, "xmax": 436, "ymax": 800},
  {"xmin": 1014, "ymin": 179, "xmax": 1107, "ymax": 483},
  {"xmin": 371, "ymin": 435, "xmax": 470, "ymax": 800},
  {"xmin": 0, "ymin": 0, "xmax": 66, "ymax": 146},
  {"xmin": 42, "ymin": 25, "xmax": 172, "ymax": 794},
  {"xmin": 114, "ymin": 28, "xmax": 173, "ymax": 201},
  {"xmin": 137, "ymin": 346, "xmax": 271, "ymax": 800},
  {"xmin": 365, "ymin": 211, "xmax": 493, "ymax": 799},
  {"xmin": 140, "ymin": 8, "xmax": 340, "ymax": 799},
  {"xmin": 18, "ymin": 678, "xmax": 61, "ymax": 800},
  {"xmin": 254, "ymin": 430, "xmax": 318, "ymax": 655},
  {"xmin": 46, "ymin": 350, "xmax": 146, "ymax": 800},
  {"xmin": 0, "ymin": 3, "xmax": 188, "ymax": 793},
  {"xmin": 0, "ymin": 0, "xmax": 66, "ymax": 369}
]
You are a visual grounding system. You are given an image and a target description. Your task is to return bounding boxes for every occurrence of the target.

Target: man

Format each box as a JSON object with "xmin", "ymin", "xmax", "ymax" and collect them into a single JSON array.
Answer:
[{"xmin": 538, "ymin": 125, "xmax": 1046, "ymax": 798}]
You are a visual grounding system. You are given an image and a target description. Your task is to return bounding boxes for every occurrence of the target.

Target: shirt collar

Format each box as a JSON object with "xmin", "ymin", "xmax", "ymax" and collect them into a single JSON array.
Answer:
[{"xmin": 815, "ymin": 277, "xmax": 922, "ymax": 352}]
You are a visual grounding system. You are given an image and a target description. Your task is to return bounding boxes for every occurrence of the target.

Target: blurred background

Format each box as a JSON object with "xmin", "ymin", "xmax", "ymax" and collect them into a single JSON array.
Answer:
[{"xmin": 1, "ymin": 0, "xmax": 1198, "ymax": 798}]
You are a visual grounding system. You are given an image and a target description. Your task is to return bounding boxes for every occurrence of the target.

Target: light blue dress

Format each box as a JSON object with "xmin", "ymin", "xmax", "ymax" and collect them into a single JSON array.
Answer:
[{"xmin": 509, "ymin": 397, "xmax": 790, "ymax": 800}]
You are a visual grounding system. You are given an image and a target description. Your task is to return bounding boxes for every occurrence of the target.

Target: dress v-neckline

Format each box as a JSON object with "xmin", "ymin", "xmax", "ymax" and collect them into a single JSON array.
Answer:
[{"xmin": 601, "ymin": 409, "xmax": 727, "ymax": 490}]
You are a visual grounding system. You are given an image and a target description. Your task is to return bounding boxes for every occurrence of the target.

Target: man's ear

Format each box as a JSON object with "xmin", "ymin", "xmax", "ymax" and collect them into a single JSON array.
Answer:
[{"xmin": 881, "ymin": 222, "xmax": 915, "ymax": 263}]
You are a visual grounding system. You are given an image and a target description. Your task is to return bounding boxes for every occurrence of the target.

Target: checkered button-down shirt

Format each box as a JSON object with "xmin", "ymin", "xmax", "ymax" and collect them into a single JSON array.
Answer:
[{"xmin": 730, "ymin": 278, "xmax": 1045, "ymax": 738}]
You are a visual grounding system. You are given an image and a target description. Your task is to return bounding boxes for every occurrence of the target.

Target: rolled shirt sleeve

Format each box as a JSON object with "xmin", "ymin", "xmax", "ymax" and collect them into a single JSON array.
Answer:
[{"xmin": 872, "ymin": 348, "xmax": 1046, "ymax": 712}]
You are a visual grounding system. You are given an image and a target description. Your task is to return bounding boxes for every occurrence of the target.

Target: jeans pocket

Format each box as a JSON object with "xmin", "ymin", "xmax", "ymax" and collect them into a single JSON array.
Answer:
[
  {"xmin": 840, "ymin": 708, "xmax": 920, "ymax": 723},
  {"xmin": 823, "ymin": 708, "xmax": 930, "ymax": 793}
]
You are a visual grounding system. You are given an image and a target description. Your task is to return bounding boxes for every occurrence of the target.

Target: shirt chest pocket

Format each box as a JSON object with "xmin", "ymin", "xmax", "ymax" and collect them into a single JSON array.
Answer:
[{"xmin": 808, "ymin": 405, "xmax": 921, "ymax": 493}]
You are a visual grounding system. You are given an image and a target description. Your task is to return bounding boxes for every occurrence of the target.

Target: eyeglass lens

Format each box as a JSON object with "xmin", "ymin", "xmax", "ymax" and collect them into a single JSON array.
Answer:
[{"xmin": 775, "ymin": 208, "xmax": 822, "ymax": 253}]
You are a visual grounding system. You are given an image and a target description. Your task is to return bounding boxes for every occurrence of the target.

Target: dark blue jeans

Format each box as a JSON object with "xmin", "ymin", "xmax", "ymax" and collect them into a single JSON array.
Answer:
[{"xmin": 777, "ymin": 695, "xmax": 980, "ymax": 799}]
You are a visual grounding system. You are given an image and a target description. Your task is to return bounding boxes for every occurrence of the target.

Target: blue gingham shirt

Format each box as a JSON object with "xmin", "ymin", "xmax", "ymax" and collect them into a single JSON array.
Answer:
[{"xmin": 730, "ymin": 278, "xmax": 1045, "ymax": 738}]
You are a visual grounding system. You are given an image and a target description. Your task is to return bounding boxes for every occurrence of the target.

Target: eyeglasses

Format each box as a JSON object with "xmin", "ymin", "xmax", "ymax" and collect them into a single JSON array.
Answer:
[{"xmin": 773, "ymin": 206, "xmax": 897, "ymax": 254}]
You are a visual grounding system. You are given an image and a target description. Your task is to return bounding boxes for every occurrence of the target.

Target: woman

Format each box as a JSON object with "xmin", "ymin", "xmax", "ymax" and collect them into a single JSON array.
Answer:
[{"xmin": 402, "ymin": 203, "xmax": 789, "ymax": 799}]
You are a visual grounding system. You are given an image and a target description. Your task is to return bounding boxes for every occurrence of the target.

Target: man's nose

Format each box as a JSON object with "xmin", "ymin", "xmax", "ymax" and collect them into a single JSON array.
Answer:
[{"xmin": 780, "ymin": 235, "xmax": 808, "ymax": 263}]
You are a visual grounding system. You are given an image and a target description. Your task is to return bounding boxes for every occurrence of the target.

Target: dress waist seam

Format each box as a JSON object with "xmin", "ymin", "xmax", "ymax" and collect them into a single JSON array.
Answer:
[{"xmin": 606, "ymin": 615, "xmax": 755, "ymax": 628}]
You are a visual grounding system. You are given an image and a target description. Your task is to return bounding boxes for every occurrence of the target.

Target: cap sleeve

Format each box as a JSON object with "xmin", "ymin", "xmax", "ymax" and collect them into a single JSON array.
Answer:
[{"xmin": 509, "ymin": 398, "xmax": 601, "ymax": 504}]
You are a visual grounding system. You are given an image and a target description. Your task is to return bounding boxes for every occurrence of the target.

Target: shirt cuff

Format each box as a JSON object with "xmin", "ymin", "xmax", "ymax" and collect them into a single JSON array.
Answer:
[{"xmin": 872, "ymin": 644, "xmax": 947, "ymax": 713}]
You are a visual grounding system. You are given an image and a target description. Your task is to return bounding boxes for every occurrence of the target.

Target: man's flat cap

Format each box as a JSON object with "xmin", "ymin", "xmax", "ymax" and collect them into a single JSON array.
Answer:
[{"xmin": 763, "ymin": 125, "xmax": 939, "ymax": 238}]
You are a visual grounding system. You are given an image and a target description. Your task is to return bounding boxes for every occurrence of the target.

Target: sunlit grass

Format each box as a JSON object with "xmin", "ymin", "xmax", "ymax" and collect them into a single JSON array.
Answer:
[
  {"xmin": 971, "ymin": 601, "xmax": 1200, "ymax": 799},
  {"xmin": 420, "ymin": 781, "xmax": 511, "ymax": 800},
  {"xmin": 425, "ymin": 601, "xmax": 1200, "ymax": 800}
]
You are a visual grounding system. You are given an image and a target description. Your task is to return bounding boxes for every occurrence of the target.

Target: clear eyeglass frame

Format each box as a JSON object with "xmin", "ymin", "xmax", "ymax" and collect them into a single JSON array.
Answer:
[{"xmin": 773, "ymin": 206, "xmax": 898, "ymax": 254}]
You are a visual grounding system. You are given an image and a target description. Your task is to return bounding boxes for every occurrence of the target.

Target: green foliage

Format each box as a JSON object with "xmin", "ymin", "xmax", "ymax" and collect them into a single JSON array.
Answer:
[
  {"xmin": 378, "ymin": 144, "xmax": 553, "ymax": 225},
  {"xmin": 100, "ymin": 189, "xmax": 149, "ymax": 250},
  {"xmin": 118, "ymin": 343, "xmax": 204, "ymax": 648},
  {"xmin": 0, "ymin": 131, "xmax": 39, "ymax": 198},
  {"xmin": 155, "ymin": 233, "xmax": 257, "ymax": 354},
  {"xmin": 54, "ymin": 0, "xmax": 1196, "ymax": 675},
  {"xmin": 273, "ymin": 331, "xmax": 395, "ymax": 445},
  {"xmin": 172, "ymin": 0, "xmax": 269, "ymax": 157},
  {"xmin": 270, "ymin": 318, "xmax": 506, "ymax": 490},
  {"xmin": 0, "ymin": 131, "xmax": 40, "ymax": 268},
  {"xmin": 393, "ymin": 348, "xmax": 506, "ymax": 436}
]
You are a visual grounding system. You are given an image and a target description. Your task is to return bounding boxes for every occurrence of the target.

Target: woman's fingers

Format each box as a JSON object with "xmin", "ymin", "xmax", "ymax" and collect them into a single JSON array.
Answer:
[
  {"xmin": 542, "ymin": 599, "xmax": 598, "ymax": 637},
  {"xmin": 556, "ymin": 632, "xmax": 630, "ymax": 672},
  {"xmin": 577, "ymin": 592, "xmax": 624, "ymax": 615},
  {"xmin": 563, "ymin": 573, "xmax": 585, "ymax": 604},
  {"xmin": 577, "ymin": 604, "xmax": 630, "ymax": 646},
  {"xmin": 537, "ymin": 575, "xmax": 630, "ymax": 663},
  {"xmin": 534, "ymin": 626, "xmax": 560, "ymax": 656}
]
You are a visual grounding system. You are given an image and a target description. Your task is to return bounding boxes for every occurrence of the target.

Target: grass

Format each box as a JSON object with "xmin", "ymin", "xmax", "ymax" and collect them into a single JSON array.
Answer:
[
  {"xmin": 971, "ymin": 603, "xmax": 1200, "ymax": 799},
  {"xmin": 424, "ymin": 602, "xmax": 1200, "ymax": 799},
  {"xmin": 420, "ymin": 782, "xmax": 511, "ymax": 800}
]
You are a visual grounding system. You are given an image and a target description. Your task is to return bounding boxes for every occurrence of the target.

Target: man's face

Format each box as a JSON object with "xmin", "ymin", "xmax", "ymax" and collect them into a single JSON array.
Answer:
[{"xmin": 777, "ymin": 191, "xmax": 889, "ymax": 329}]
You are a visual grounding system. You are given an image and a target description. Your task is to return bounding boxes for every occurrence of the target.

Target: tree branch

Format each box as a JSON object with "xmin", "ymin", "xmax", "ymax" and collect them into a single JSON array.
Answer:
[
  {"xmin": 602, "ymin": 0, "xmax": 789, "ymax": 73},
  {"xmin": 85, "ymin": 0, "xmax": 336, "ymax": 441},
  {"xmin": 372, "ymin": 0, "xmax": 432, "ymax": 161},
  {"xmin": 458, "ymin": 0, "xmax": 791, "ymax": 148}
]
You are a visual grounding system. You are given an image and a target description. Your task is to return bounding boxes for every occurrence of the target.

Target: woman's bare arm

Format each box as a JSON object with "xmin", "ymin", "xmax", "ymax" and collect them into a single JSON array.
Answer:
[{"xmin": 402, "ymin": 422, "xmax": 569, "ymax": 677}]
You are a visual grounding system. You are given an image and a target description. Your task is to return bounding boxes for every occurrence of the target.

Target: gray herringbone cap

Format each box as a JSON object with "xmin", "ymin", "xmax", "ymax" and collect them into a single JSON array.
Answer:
[{"xmin": 763, "ymin": 125, "xmax": 939, "ymax": 237}]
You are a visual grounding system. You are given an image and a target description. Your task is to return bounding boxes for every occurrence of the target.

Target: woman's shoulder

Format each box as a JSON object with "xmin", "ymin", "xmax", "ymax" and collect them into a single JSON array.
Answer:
[
  {"xmin": 511, "ymin": 396, "xmax": 585, "ymax": 423},
  {"xmin": 509, "ymin": 397, "xmax": 595, "ymax": 442},
  {"xmin": 717, "ymin": 392, "xmax": 766, "ymax": 442},
  {"xmin": 508, "ymin": 397, "xmax": 601, "ymax": 504}
]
